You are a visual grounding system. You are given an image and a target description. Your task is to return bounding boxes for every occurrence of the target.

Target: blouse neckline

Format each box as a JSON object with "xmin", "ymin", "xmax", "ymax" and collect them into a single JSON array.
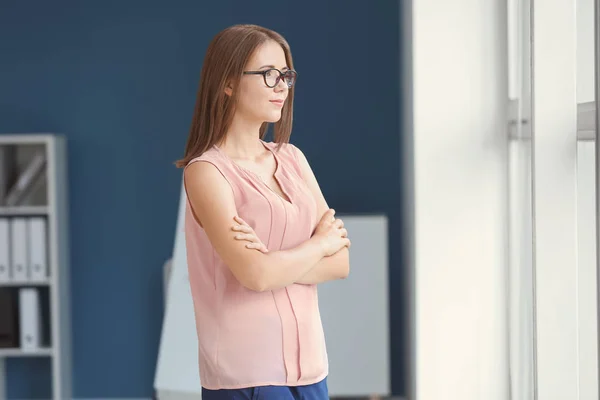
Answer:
[{"xmin": 213, "ymin": 140, "xmax": 293, "ymax": 206}]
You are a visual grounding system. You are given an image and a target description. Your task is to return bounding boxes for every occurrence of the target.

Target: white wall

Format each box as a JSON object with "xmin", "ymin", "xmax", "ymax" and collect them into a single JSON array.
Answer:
[
  {"xmin": 577, "ymin": 0, "xmax": 595, "ymax": 104},
  {"xmin": 531, "ymin": 1, "xmax": 580, "ymax": 399},
  {"xmin": 577, "ymin": 141, "xmax": 598, "ymax": 400},
  {"xmin": 410, "ymin": 1, "xmax": 510, "ymax": 399},
  {"xmin": 576, "ymin": 1, "xmax": 598, "ymax": 398}
]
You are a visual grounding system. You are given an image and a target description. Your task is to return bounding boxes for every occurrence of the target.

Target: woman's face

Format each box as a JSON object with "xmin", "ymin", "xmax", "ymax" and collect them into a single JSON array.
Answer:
[{"xmin": 233, "ymin": 40, "xmax": 292, "ymax": 124}]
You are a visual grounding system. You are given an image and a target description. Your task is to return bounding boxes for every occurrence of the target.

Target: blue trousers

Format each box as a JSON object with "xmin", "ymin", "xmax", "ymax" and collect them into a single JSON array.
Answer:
[{"xmin": 201, "ymin": 377, "xmax": 329, "ymax": 400}]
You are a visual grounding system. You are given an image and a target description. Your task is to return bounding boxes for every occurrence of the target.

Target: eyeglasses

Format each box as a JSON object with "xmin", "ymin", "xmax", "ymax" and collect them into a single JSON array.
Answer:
[{"xmin": 242, "ymin": 68, "xmax": 297, "ymax": 89}]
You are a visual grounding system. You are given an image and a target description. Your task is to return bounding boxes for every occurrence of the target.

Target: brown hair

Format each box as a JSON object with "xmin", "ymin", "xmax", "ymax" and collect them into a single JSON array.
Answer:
[{"xmin": 175, "ymin": 24, "xmax": 296, "ymax": 168}]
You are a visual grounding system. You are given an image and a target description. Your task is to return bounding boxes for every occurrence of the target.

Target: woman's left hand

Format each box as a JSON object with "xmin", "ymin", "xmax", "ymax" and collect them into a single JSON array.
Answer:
[{"xmin": 232, "ymin": 216, "xmax": 269, "ymax": 253}]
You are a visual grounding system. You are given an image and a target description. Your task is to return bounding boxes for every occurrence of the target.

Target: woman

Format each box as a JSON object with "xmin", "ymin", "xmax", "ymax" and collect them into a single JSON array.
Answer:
[{"xmin": 175, "ymin": 24, "xmax": 351, "ymax": 400}]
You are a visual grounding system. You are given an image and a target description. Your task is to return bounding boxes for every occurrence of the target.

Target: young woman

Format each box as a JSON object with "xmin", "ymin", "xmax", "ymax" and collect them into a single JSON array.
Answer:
[{"xmin": 175, "ymin": 24, "xmax": 351, "ymax": 400}]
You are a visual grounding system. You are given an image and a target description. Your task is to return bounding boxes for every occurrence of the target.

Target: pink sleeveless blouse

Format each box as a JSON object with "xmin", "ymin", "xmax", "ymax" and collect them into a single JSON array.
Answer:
[{"xmin": 183, "ymin": 140, "xmax": 329, "ymax": 390}]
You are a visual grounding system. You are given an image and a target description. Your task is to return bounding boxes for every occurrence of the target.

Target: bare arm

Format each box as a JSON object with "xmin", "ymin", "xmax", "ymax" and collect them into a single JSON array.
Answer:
[
  {"xmin": 293, "ymin": 147, "xmax": 350, "ymax": 284},
  {"xmin": 185, "ymin": 160, "xmax": 336, "ymax": 292},
  {"xmin": 295, "ymin": 244, "xmax": 350, "ymax": 284}
]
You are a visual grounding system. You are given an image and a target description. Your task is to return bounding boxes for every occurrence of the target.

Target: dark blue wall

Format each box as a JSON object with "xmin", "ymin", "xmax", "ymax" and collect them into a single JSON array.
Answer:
[{"xmin": 0, "ymin": 1, "xmax": 402, "ymax": 398}]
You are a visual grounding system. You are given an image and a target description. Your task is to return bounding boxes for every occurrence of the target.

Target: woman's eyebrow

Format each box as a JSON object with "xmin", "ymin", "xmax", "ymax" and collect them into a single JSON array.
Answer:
[{"xmin": 258, "ymin": 64, "xmax": 290, "ymax": 70}]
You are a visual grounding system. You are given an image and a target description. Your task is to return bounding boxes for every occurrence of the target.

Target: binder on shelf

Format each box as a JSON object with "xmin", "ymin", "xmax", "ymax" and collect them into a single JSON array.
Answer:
[
  {"xmin": 0, "ymin": 219, "xmax": 9, "ymax": 283},
  {"xmin": 10, "ymin": 218, "xmax": 28, "ymax": 282},
  {"xmin": 0, "ymin": 288, "xmax": 18, "ymax": 348},
  {"xmin": 4, "ymin": 151, "xmax": 46, "ymax": 207},
  {"xmin": 0, "ymin": 145, "xmax": 17, "ymax": 206},
  {"xmin": 28, "ymin": 217, "xmax": 48, "ymax": 282},
  {"xmin": 18, "ymin": 169, "xmax": 47, "ymax": 206},
  {"xmin": 19, "ymin": 288, "xmax": 42, "ymax": 351}
]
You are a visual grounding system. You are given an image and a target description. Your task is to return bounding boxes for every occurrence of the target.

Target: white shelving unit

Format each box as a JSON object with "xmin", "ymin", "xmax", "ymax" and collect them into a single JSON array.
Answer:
[{"xmin": 0, "ymin": 134, "xmax": 72, "ymax": 400}]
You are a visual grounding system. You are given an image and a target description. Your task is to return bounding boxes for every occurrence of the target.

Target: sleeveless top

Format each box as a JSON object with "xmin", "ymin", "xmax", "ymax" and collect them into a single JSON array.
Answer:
[{"xmin": 183, "ymin": 140, "xmax": 329, "ymax": 390}]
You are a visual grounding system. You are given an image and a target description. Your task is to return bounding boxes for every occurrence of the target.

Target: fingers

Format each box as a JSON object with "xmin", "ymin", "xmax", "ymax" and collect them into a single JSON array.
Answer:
[
  {"xmin": 233, "ymin": 215, "xmax": 248, "ymax": 226},
  {"xmin": 232, "ymin": 216, "xmax": 253, "ymax": 234},
  {"xmin": 232, "ymin": 216, "xmax": 267, "ymax": 251},
  {"xmin": 232, "ymin": 224, "xmax": 253, "ymax": 233},
  {"xmin": 234, "ymin": 233, "xmax": 259, "ymax": 242},
  {"xmin": 320, "ymin": 208, "xmax": 336, "ymax": 223},
  {"xmin": 232, "ymin": 225, "xmax": 268, "ymax": 253},
  {"xmin": 319, "ymin": 209, "xmax": 346, "ymax": 227},
  {"xmin": 245, "ymin": 242, "xmax": 269, "ymax": 253},
  {"xmin": 339, "ymin": 228, "xmax": 348, "ymax": 238},
  {"xmin": 235, "ymin": 233, "xmax": 269, "ymax": 252}
]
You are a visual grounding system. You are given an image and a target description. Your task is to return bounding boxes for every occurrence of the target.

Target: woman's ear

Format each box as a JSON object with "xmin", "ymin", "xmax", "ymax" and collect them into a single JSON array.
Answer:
[{"xmin": 224, "ymin": 82, "xmax": 233, "ymax": 97}]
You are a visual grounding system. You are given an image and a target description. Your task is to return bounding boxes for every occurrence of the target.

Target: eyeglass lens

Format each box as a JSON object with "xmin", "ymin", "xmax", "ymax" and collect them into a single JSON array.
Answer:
[{"xmin": 265, "ymin": 69, "xmax": 296, "ymax": 88}]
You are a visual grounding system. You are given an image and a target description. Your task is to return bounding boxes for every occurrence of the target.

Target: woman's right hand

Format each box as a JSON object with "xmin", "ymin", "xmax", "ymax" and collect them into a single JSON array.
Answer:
[{"xmin": 313, "ymin": 209, "xmax": 351, "ymax": 257}]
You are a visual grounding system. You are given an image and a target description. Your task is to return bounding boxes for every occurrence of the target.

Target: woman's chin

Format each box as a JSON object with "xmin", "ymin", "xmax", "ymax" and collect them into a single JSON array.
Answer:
[{"xmin": 265, "ymin": 113, "xmax": 283, "ymax": 123}]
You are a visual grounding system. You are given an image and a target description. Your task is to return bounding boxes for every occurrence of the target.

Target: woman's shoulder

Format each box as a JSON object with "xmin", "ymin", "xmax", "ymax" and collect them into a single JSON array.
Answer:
[
  {"xmin": 184, "ymin": 147, "xmax": 239, "ymax": 200},
  {"xmin": 186, "ymin": 147, "xmax": 239, "ymax": 177},
  {"xmin": 184, "ymin": 146, "xmax": 236, "ymax": 187},
  {"xmin": 186, "ymin": 146, "xmax": 220, "ymax": 166}
]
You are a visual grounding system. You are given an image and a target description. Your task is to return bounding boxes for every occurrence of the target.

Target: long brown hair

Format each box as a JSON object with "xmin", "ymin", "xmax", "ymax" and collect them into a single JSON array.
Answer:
[{"xmin": 175, "ymin": 24, "xmax": 296, "ymax": 168}]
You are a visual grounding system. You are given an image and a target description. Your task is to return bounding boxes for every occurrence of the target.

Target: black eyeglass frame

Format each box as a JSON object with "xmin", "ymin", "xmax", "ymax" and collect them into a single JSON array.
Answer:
[{"xmin": 242, "ymin": 68, "xmax": 298, "ymax": 88}]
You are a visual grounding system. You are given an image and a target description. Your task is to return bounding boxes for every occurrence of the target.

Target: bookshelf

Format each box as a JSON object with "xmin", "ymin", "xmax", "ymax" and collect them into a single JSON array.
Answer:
[
  {"xmin": 0, "ymin": 134, "xmax": 71, "ymax": 400},
  {"xmin": 0, "ymin": 207, "xmax": 50, "ymax": 217}
]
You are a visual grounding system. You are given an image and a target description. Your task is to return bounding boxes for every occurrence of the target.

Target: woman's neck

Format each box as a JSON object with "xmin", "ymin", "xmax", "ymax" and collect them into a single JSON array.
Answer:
[{"xmin": 219, "ymin": 116, "xmax": 265, "ymax": 159}]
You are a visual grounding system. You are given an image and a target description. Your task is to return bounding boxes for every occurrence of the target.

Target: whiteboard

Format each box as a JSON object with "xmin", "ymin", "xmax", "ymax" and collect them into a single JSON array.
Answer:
[
  {"xmin": 319, "ymin": 214, "xmax": 390, "ymax": 396},
  {"xmin": 153, "ymin": 181, "xmax": 390, "ymax": 398},
  {"xmin": 154, "ymin": 179, "xmax": 201, "ymax": 397}
]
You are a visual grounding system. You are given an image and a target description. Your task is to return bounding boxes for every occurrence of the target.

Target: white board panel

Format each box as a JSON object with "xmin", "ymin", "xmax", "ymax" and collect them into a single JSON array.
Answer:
[
  {"xmin": 319, "ymin": 214, "xmax": 390, "ymax": 397},
  {"xmin": 154, "ymin": 180, "xmax": 201, "ymax": 397},
  {"xmin": 154, "ymin": 182, "xmax": 390, "ymax": 398}
]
